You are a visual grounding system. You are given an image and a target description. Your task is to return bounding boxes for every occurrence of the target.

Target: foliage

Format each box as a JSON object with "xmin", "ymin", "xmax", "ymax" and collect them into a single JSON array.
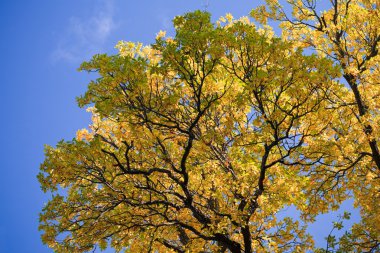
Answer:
[
  {"xmin": 252, "ymin": 0, "xmax": 380, "ymax": 251},
  {"xmin": 39, "ymin": 2, "xmax": 380, "ymax": 252}
]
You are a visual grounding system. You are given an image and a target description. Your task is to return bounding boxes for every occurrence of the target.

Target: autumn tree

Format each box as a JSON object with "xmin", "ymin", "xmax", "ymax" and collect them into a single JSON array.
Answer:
[
  {"xmin": 38, "ymin": 8, "xmax": 376, "ymax": 253},
  {"xmin": 251, "ymin": 0, "xmax": 380, "ymax": 251}
]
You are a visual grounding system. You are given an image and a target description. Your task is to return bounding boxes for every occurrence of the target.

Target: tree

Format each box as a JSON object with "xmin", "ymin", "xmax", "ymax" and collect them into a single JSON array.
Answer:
[
  {"xmin": 38, "ymin": 7, "xmax": 378, "ymax": 253},
  {"xmin": 251, "ymin": 0, "xmax": 380, "ymax": 251}
]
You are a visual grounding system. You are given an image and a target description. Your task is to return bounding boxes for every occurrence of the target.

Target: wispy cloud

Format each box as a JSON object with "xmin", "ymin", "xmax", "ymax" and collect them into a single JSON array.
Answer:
[
  {"xmin": 51, "ymin": 0, "xmax": 116, "ymax": 63},
  {"xmin": 158, "ymin": 13, "xmax": 172, "ymax": 32}
]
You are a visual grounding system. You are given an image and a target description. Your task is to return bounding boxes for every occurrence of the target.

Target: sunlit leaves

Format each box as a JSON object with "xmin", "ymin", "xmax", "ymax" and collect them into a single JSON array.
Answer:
[
  {"xmin": 251, "ymin": 0, "xmax": 380, "ymax": 251},
  {"xmin": 37, "ymin": 7, "xmax": 379, "ymax": 253}
]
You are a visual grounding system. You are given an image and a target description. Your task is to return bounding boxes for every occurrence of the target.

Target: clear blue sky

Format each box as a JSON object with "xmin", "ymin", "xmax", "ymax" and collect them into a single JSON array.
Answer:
[{"xmin": 0, "ymin": 1, "xmax": 359, "ymax": 252}]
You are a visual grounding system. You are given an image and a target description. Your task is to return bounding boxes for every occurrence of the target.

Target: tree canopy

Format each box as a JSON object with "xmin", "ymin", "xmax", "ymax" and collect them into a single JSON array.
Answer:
[{"xmin": 39, "ymin": 1, "xmax": 380, "ymax": 252}]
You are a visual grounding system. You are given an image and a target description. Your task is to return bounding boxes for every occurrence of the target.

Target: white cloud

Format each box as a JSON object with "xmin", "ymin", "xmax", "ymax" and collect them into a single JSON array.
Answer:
[
  {"xmin": 159, "ymin": 14, "xmax": 171, "ymax": 32},
  {"xmin": 51, "ymin": 0, "xmax": 116, "ymax": 63}
]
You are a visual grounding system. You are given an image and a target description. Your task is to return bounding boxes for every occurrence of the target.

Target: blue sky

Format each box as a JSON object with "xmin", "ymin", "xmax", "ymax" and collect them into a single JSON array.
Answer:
[{"xmin": 0, "ymin": 1, "xmax": 359, "ymax": 252}]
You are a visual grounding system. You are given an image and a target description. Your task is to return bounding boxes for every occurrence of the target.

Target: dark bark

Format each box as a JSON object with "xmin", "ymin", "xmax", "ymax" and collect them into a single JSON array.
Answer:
[{"xmin": 344, "ymin": 73, "xmax": 380, "ymax": 170}]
